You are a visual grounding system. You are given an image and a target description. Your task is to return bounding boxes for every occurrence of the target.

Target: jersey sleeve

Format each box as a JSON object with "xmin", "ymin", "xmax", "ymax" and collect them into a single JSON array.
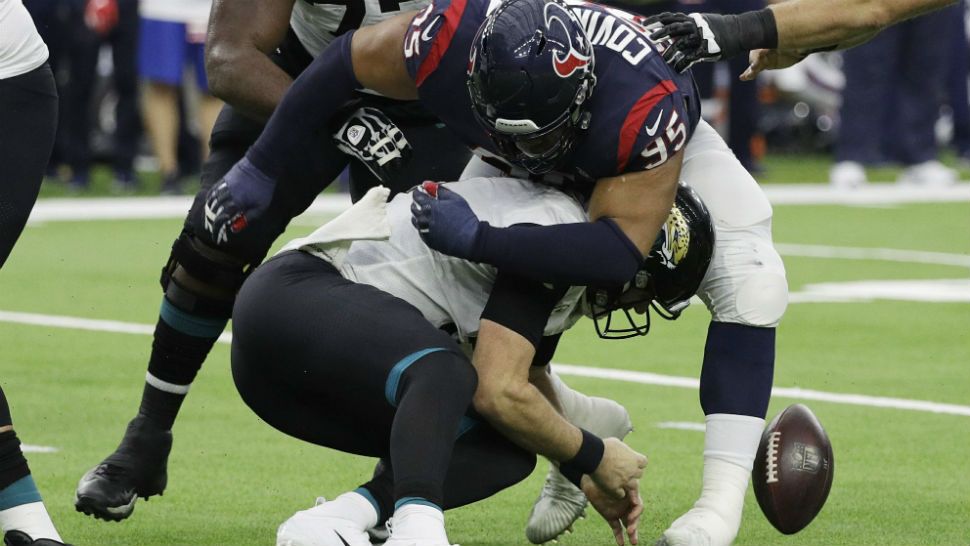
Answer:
[
  {"xmin": 615, "ymin": 80, "xmax": 692, "ymax": 173},
  {"xmin": 403, "ymin": 0, "xmax": 468, "ymax": 87}
]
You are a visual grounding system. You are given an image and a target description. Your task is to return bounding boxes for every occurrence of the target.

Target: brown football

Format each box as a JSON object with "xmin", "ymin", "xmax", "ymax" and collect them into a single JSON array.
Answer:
[{"xmin": 752, "ymin": 403, "xmax": 835, "ymax": 534}]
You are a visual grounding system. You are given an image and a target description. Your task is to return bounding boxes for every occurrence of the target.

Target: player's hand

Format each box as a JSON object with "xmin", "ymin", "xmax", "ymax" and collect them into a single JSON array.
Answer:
[
  {"xmin": 645, "ymin": 12, "xmax": 726, "ymax": 73},
  {"xmin": 202, "ymin": 157, "xmax": 276, "ymax": 247},
  {"xmin": 583, "ymin": 477, "xmax": 644, "ymax": 545},
  {"xmin": 334, "ymin": 107, "xmax": 412, "ymax": 183},
  {"xmin": 739, "ymin": 49, "xmax": 807, "ymax": 81},
  {"xmin": 410, "ymin": 182, "xmax": 483, "ymax": 260},
  {"xmin": 590, "ymin": 438, "xmax": 647, "ymax": 498}
]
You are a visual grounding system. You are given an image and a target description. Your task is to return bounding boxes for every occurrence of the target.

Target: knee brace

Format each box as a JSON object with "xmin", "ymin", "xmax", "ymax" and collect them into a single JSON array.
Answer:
[{"xmin": 160, "ymin": 232, "xmax": 254, "ymax": 319}]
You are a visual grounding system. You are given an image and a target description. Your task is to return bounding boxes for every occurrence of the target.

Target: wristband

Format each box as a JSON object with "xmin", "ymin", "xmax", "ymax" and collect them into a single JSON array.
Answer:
[
  {"xmin": 710, "ymin": 8, "xmax": 778, "ymax": 60},
  {"xmin": 559, "ymin": 429, "xmax": 606, "ymax": 488}
]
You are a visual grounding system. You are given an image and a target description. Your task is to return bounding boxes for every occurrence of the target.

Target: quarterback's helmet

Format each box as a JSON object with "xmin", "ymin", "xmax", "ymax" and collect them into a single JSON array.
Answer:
[
  {"xmin": 586, "ymin": 182, "xmax": 716, "ymax": 339},
  {"xmin": 467, "ymin": 0, "xmax": 595, "ymax": 174}
]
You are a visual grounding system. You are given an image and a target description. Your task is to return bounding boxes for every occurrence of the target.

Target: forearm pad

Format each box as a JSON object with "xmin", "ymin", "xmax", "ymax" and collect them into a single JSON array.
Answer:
[
  {"xmin": 708, "ymin": 9, "xmax": 779, "ymax": 59},
  {"xmin": 247, "ymin": 31, "xmax": 361, "ymax": 178},
  {"xmin": 471, "ymin": 218, "xmax": 643, "ymax": 287}
]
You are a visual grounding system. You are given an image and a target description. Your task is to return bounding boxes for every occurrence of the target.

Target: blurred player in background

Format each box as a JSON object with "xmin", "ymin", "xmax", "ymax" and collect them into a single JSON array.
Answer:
[
  {"xmin": 74, "ymin": 0, "xmax": 474, "ymax": 523},
  {"xmin": 0, "ymin": 0, "xmax": 66, "ymax": 544},
  {"xmin": 138, "ymin": 0, "xmax": 222, "ymax": 194}
]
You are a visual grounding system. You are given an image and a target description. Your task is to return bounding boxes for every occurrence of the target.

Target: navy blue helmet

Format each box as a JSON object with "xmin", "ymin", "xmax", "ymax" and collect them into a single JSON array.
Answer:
[
  {"xmin": 585, "ymin": 182, "xmax": 716, "ymax": 339},
  {"xmin": 467, "ymin": 0, "xmax": 596, "ymax": 174}
]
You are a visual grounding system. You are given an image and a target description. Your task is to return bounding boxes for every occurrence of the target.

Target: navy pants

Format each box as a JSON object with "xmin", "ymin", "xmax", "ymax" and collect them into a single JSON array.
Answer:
[{"xmin": 836, "ymin": 7, "xmax": 957, "ymax": 165}]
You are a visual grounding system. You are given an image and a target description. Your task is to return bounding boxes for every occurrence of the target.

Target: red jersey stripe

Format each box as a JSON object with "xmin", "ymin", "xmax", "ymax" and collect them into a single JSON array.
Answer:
[
  {"xmin": 415, "ymin": 0, "xmax": 468, "ymax": 87},
  {"xmin": 615, "ymin": 79, "xmax": 677, "ymax": 173}
]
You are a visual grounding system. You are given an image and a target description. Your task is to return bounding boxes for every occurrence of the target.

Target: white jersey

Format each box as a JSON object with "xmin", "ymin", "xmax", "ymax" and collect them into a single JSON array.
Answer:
[
  {"xmin": 281, "ymin": 178, "xmax": 588, "ymax": 341},
  {"xmin": 140, "ymin": 0, "xmax": 211, "ymax": 27},
  {"xmin": 0, "ymin": 0, "xmax": 48, "ymax": 80},
  {"xmin": 290, "ymin": 0, "xmax": 428, "ymax": 57}
]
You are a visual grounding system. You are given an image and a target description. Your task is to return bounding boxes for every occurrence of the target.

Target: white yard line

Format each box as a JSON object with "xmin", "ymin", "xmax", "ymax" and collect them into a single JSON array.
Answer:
[
  {"xmin": 1, "ymin": 310, "xmax": 967, "ymax": 417},
  {"xmin": 25, "ymin": 183, "xmax": 970, "ymax": 224},
  {"xmin": 775, "ymin": 244, "xmax": 970, "ymax": 268},
  {"xmin": 22, "ymin": 445, "xmax": 59, "ymax": 454}
]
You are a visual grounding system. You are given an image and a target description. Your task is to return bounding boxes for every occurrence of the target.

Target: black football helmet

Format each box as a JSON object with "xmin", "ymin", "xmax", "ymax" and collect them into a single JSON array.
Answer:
[
  {"xmin": 467, "ymin": 0, "xmax": 596, "ymax": 174},
  {"xmin": 585, "ymin": 182, "xmax": 716, "ymax": 339}
]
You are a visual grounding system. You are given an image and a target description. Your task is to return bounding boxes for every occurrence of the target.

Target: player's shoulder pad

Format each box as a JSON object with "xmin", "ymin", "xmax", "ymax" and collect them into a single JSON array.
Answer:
[
  {"xmin": 618, "ymin": 81, "xmax": 691, "ymax": 173},
  {"xmin": 403, "ymin": 0, "xmax": 469, "ymax": 86}
]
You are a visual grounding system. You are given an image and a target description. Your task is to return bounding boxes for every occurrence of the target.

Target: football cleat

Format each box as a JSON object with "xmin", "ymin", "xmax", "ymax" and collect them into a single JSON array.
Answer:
[
  {"xmin": 383, "ymin": 505, "xmax": 456, "ymax": 546},
  {"xmin": 3, "ymin": 531, "xmax": 72, "ymax": 546},
  {"xmin": 74, "ymin": 416, "xmax": 172, "ymax": 521},
  {"xmin": 525, "ymin": 391, "xmax": 633, "ymax": 544},
  {"xmin": 277, "ymin": 497, "xmax": 372, "ymax": 546},
  {"xmin": 654, "ymin": 507, "xmax": 734, "ymax": 546}
]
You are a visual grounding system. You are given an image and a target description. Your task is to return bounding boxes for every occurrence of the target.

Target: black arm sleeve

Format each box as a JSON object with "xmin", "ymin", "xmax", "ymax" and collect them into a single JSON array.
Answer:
[
  {"xmin": 480, "ymin": 269, "xmax": 569, "ymax": 349},
  {"xmin": 532, "ymin": 334, "xmax": 562, "ymax": 368}
]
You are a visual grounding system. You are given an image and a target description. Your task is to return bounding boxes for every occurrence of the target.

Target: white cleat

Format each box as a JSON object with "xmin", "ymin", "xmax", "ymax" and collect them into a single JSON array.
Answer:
[
  {"xmin": 525, "ymin": 389, "xmax": 633, "ymax": 544},
  {"xmin": 277, "ymin": 497, "xmax": 372, "ymax": 546},
  {"xmin": 654, "ymin": 508, "xmax": 735, "ymax": 546},
  {"xmin": 384, "ymin": 505, "xmax": 457, "ymax": 546}
]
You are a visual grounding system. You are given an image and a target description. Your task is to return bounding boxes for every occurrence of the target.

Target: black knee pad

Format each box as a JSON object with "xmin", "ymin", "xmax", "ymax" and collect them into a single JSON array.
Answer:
[{"xmin": 160, "ymin": 232, "xmax": 253, "ymax": 319}]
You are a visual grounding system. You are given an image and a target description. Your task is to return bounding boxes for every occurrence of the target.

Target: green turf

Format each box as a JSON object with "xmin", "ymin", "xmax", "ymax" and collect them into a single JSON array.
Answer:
[{"xmin": 1, "ymin": 199, "xmax": 968, "ymax": 545}]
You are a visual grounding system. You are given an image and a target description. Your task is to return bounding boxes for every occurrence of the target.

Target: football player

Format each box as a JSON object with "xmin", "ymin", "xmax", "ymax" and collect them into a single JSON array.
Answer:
[
  {"xmin": 645, "ymin": 0, "xmax": 958, "ymax": 79},
  {"xmin": 231, "ymin": 177, "xmax": 713, "ymax": 546},
  {"xmin": 200, "ymin": 0, "xmax": 788, "ymax": 544},
  {"xmin": 0, "ymin": 1, "xmax": 66, "ymax": 545},
  {"xmin": 74, "ymin": 0, "xmax": 474, "ymax": 522}
]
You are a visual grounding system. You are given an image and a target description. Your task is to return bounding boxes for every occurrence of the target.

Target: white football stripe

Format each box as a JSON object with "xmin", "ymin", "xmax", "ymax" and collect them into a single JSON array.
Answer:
[{"xmin": 1, "ymin": 310, "xmax": 968, "ymax": 417}]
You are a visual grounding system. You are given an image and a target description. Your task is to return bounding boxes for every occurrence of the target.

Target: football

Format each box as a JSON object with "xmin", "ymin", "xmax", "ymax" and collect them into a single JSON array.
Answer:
[{"xmin": 752, "ymin": 404, "xmax": 835, "ymax": 534}]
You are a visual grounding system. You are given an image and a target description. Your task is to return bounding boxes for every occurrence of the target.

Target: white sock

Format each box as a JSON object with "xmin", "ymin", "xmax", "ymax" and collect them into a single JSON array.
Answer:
[
  {"xmin": 390, "ymin": 504, "xmax": 448, "ymax": 542},
  {"xmin": 0, "ymin": 502, "xmax": 62, "ymax": 542},
  {"xmin": 682, "ymin": 413, "xmax": 765, "ymax": 532},
  {"xmin": 330, "ymin": 491, "xmax": 379, "ymax": 530}
]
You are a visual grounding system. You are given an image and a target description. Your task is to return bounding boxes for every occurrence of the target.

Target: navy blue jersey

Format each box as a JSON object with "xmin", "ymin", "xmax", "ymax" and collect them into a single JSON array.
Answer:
[{"xmin": 403, "ymin": 0, "xmax": 701, "ymax": 185}]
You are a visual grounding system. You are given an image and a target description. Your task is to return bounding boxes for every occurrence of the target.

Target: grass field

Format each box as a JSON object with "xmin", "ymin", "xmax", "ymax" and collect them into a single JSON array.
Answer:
[{"xmin": 1, "ymin": 189, "xmax": 969, "ymax": 545}]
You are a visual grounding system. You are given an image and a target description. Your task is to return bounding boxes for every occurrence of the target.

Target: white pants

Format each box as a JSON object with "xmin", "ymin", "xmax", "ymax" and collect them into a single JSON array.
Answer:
[{"xmin": 460, "ymin": 120, "xmax": 789, "ymax": 327}]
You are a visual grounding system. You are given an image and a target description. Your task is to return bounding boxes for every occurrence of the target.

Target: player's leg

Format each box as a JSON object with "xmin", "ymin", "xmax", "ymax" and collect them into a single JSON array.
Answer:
[
  {"xmin": 657, "ymin": 120, "xmax": 788, "ymax": 546},
  {"xmin": 232, "ymin": 251, "xmax": 479, "ymax": 546},
  {"xmin": 75, "ymin": 73, "xmax": 351, "ymax": 523},
  {"xmin": 0, "ymin": 387, "xmax": 67, "ymax": 546}
]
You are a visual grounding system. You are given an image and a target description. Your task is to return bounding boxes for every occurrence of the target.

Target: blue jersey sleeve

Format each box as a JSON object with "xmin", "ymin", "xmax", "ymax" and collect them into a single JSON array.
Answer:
[{"xmin": 403, "ymin": 0, "xmax": 468, "ymax": 87}]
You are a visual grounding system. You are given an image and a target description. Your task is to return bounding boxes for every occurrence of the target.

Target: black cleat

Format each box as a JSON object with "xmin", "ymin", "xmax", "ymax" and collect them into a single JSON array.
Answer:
[
  {"xmin": 74, "ymin": 416, "xmax": 172, "ymax": 522},
  {"xmin": 3, "ymin": 530, "xmax": 72, "ymax": 546}
]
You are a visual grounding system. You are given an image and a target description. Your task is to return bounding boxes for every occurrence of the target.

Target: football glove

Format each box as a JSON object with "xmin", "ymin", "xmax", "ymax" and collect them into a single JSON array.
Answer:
[
  {"xmin": 410, "ymin": 182, "xmax": 483, "ymax": 260},
  {"xmin": 646, "ymin": 12, "xmax": 726, "ymax": 73},
  {"xmin": 202, "ymin": 156, "xmax": 276, "ymax": 246},
  {"xmin": 334, "ymin": 107, "xmax": 412, "ymax": 183}
]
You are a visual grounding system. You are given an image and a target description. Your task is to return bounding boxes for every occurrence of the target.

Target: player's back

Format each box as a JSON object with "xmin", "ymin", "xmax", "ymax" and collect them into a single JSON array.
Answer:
[
  {"xmin": 282, "ymin": 178, "xmax": 587, "ymax": 340},
  {"xmin": 405, "ymin": 0, "xmax": 701, "ymax": 183}
]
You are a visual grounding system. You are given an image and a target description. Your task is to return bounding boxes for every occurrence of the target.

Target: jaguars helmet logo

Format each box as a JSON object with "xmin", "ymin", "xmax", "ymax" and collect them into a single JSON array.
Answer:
[{"xmin": 657, "ymin": 206, "xmax": 690, "ymax": 270}]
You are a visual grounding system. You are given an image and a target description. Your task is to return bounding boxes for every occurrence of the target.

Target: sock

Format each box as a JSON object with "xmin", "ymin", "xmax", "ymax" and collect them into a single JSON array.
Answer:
[
  {"xmin": 675, "ymin": 414, "xmax": 764, "ymax": 536},
  {"xmin": 0, "ymin": 431, "xmax": 29, "ymax": 492},
  {"xmin": 358, "ymin": 464, "xmax": 394, "ymax": 525},
  {"xmin": 139, "ymin": 308, "xmax": 224, "ymax": 430}
]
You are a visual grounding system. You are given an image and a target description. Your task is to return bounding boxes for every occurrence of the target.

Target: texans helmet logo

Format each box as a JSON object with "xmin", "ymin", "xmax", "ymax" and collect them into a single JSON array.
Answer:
[{"xmin": 543, "ymin": 2, "xmax": 591, "ymax": 78}]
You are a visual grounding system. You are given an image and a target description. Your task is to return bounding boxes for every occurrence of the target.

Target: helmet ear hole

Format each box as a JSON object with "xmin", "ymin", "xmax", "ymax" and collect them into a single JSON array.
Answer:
[{"xmin": 536, "ymin": 33, "xmax": 547, "ymax": 54}]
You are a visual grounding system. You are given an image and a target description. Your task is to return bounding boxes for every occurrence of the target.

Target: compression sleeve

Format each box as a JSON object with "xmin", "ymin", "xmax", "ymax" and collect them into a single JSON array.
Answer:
[
  {"xmin": 246, "ymin": 31, "xmax": 361, "ymax": 179},
  {"xmin": 480, "ymin": 270, "xmax": 569, "ymax": 348},
  {"xmin": 471, "ymin": 218, "xmax": 644, "ymax": 287}
]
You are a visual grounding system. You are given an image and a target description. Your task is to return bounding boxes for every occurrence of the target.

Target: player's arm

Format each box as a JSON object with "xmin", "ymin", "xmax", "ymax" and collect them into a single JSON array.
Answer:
[
  {"xmin": 199, "ymin": 12, "xmax": 418, "ymax": 245},
  {"xmin": 412, "ymin": 151, "xmax": 683, "ymax": 286},
  {"xmin": 648, "ymin": 0, "xmax": 956, "ymax": 76},
  {"xmin": 205, "ymin": 0, "xmax": 297, "ymax": 120}
]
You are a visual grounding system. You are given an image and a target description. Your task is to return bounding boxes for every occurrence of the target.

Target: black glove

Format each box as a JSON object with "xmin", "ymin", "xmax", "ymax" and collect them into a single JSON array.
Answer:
[
  {"xmin": 334, "ymin": 106, "xmax": 413, "ymax": 183},
  {"xmin": 647, "ymin": 10, "xmax": 778, "ymax": 73}
]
